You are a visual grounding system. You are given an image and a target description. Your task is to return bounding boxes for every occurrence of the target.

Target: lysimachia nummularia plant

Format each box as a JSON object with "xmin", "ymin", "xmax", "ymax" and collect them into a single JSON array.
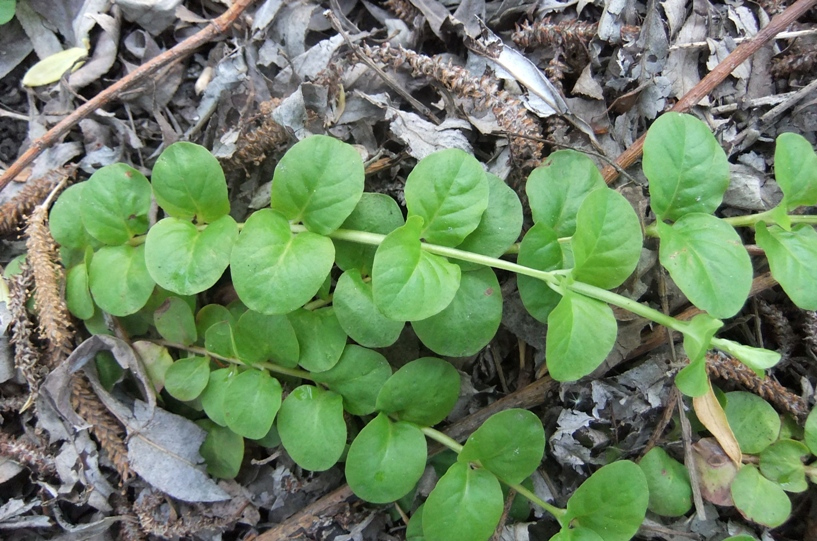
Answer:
[{"xmin": 47, "ymin": 112, "xmax": 817, "ymax": 540}]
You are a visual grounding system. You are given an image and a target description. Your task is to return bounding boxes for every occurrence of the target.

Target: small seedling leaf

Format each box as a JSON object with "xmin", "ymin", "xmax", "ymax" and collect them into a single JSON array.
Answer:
[
  {"xmin": 546, "ymin": 291, "xmax": 616, "ymax": 382},
  {"xmin": 755, "ymin": 223, "xmax": 817, "ymax": 310},
  {"xmin": 724, "ymin": 392, "xmax": 781, "ymax": 455},
  {"xmin": 455, "ymin": 173, "xmax": 523, "ymax": 262},
  {"xmin": 223, "ymin": 370, "xmax": 282, "ymax": 439},
  {"xmin": 458, "ymin": 409, "xmax": 545, "ymax": 485},
  {"xmin": 759, "ymin": 439, "xmax": 810, "ymax": 493},
  {"xmin": 376, "ymin": 357, "xmax": 460, "ymax": 426},
  {"xmin": 714, "ymin": 339, "xmax": 781, "ymax": 376},
  {"xmin": 65, "ymin": 259, "xmax": 94, "ymax": 320},
  {"xmin": 287, "ymin": 308, "xmax": 346, "ymax": 372},
  {"xmin": 278, "ymin": 385, "xmax": 346, "ymax": 471},
  {"xmin": 564, "ymin": 461, "xmax": 649, "ymax": 541},
  {"xmin": 657, "ymin": 215, "xmax": 752, "ymax": 318},
  {"xmin": 22, "ymin": 46, "xmax": 87, "ymax": 87},
  {"xmin": 404, "ymin": 148, "xmax": 489, "ymax": 246},
  {"xmin": 413, "ymin": 267, "xmax": 502, "ymax": 357},
  {"xmin": 774, "ymin": 132, "xmax": 817, "ymax": 209},
  {"xmin": 571, "ymin": 188, "xmax": 642, "ymax": 289},
  {"xmin": 151, "ymin": 142, "xmax": 230, "ymax": 222},
  {"xmin": 164, "ymin": 357, "xmax": 210, "ymax": 402},
  {"xmin": 422, "ymin": 462, "xmax": 503, "ymax": 541},
  {"xmin": 372, "ymin": 216, "xmax": 461, "ymax": 321},
  {"xmin": 154, "ymin": 297, "xmax": 197, "ymax": 346},
  {"xmin": 50, "ymin": 184, "xmax": 100, "ymax": 249},
  {"xmin": 200, "ymin": 368, "xmax": 232, "ymax": 427},
  {"xmin": 312, "ymin": 344, "xmax": 392, "ymax": 416},
  {"xmin": 334, "ymin": 193, "xmax": 404, "ymax": 274},
  {"xmin": 89, "ymin": 245, "xmax": 155, "ymax": 316},
  {"xmin": 345, "ymin": 413, "xmax": 427, "ymax": 503},
  {"xmin": 517, "ymin": 223, "xmax": 563, "ymax": 323},
  {"xmin": 639, "ymin": 447, "xmax": 692, "ymax": 517},
  {"xmin": 271, "ymin": 135, "xmax": 365, "ymax": 235},
  {"xmin": 526, "ymin": 150, "xmax": 605, "ymax": 236},
  {"xmin": 204, "ymin": 320, "xmax": 236, "ymax": 359},
  {"xmin": 199, "ymin": 422, "xmax": 244, "ymax": 479},
  {"xmin": 81, "ymin": 163, "xmax": 152, "ymax": 245},
  {"xmin": 233, "ymin": 310, "xmax": 299, "ymax": 367},
  {"xmin": 333, "ymin": 270, "xmax": 404, "ymax": 348},
  {"xmin": 731, "ymin": 465, "xmax": 791, "ymax": 528},
  {"xmin": 643, "ymin": 112, "xmax": 730, "ymax": 221},
  {"xmin": 231, "ymin": 209, "xmax": 334, "ymax": 315},
  {"xmin": 675, "ymin": 355, "xmax": 709, "ymax": 397},
  {"xmin": 196, "ymin": 304, "xmax": 234, "ymax": 340}
]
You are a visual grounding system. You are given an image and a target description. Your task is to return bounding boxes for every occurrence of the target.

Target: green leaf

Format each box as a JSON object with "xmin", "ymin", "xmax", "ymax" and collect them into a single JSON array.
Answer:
[
  {"xmin": 675, "ymin": 314, "xmax": 723, "ymax": 397},
  {"xmin": 458, "ymin": 409, "xmax": 545, "ymax": 484},
  {"xmin": 806, "ymin": 407, "xmax": 817, "ymax": 456},
  {"xmin": 404, "ymin": 148, "xmax": 489, "ymax": 246},
  {"xmin": 312, "ymin": 344, "xmax": 392, "ymax": 415},
  {"xmin": 406, "ymin": 504, "xmax": 425, "ymax": 541},
  {"xmin": 714, "ymin": 339, "xmax": 780, "ymax": 377},
  {"xmin": 154, "ymin": 297, "xmax": 197, "ymax": 346},
  {"xmin": 145, "ymin": 215, "xmax": 237, "ymax": 296},
  {"xmin": 638, "ymin": 447, "xmax": 692, "ymax": 517},
  {"xmin": 674, "ymin": 355, "xmax": 709, "ymax": 397},
  {"xmin": 271, "ymin": 135, "xmax": 365, "ymax": 235},
  {"xmin": 334, "ymin": 193, "xmax": 405, "ymax": 274},
  {"xmin": 0, "ymin": 0, "xmax": 15, "ymax": 25},
  {"xmin": 205, "ymin": 320, "xmax": 236, "ymax": 359},
  {"xmin": 200, "ymin": 422, "xmax": 244, "ymax": 479},
  {"xmin": 657, "ymin": 215, "xmax": 752, "ymax": 318},
  {"xmin": 774, "ymin": 132, "xmax": 817, "ymax": 209},
  {"xmin": 525, "ymin": 150, "xmax": 606, "ymax": 236},
  {"xmin": 89, "ymin": 245, "xmax": 155, "ymax": 316},
  {"xmin": 201, "ymin": 368, "xmax": 232, "ymax": 426},
  {"xmin": 333, "ymin": 270, "xmax": 404, "ymax": 348},
  {"xmin": 422, "ymin": 462, "xmax": 503, "ymax": 541},
  {"xmin": 755, "ymin": 223, "xmax": 817, "ymax": 310},
  {"xmin": 546, "ymin": 291, "xmax": 616, "ymax": 382},
  {"xmin": 164, "ymin": 357, "xmax": 210, "ymax": 402},
  {"xmin": 564, "ymin": 461, "xmax": 649, "ymax": 541},
  {"xmin": 551, "ymin": 527, "xmax": 605, "ymax": 541},
  {"xmin": 50, "ymin": 184, "xmax": 100, "ymax": 249},
  {"xmin": 643, "ymin": 112, "xmax": 730, "ymax": 221},
  {"xmin": 571, "ymin": 188, "xmax": 642, "ymax": 289},
  {"xmin": 196, "ymin": 304, "xmax": 234, "ymax": 340},
  {"xmin": 278, "ymin": 385, "xmax": 346, "ymax": 471},
  {"xmin": 231, "ymin": 209, "xmax": 334, "ymax": 315},
  {"xmin": 759, "ymin": 439, "xmax": 810, "ymax": 493},
  {"xmin": 151, "ymin": 141, "xmax": 230, "ymax": 222},
  {"xmin": 233, "ymin": 310, "xmax": 299, "ymax": 367},
  {"xmin": 133, "ymin": 341, "xmax": 173, "ymax": 392},
  {"xmin": 372, "ymin": 216, "xmax": 461, "ymax": 321},
  {"xmin": 65, "ymin": 257, "xmax": 94, "ymax": 320},
  {"xmin": 81, "ymin": 163, "xmax": 151, "ymax": 245},
  {"xmin": 413, "ymin": 267, "xmax": 502, "ymax": 357},
  {"xmin": 288, "ymin": 308, "xmax": 346, "ymax": 372},
  {"xmin": 517, "ymin": 223, "xmax": 563, "ymax": 323},
  {"xmin": 223, "ymin": 370, "xmax": 282, "ymax": 439},
  {"xmin": 22, "ymin": 46, "xmax": 87, "ymax": 87},
  {"xmin": 376, "ymin": 357, "xmax": 460, "ymax": 426},
  {"xmin": 455, "ymin": 173, "xmax": 523, "ymax": 263},
  {"xmin": 731, "ymin": 465, "xmax": 791, "ymax": 528},
  {"xmin": 345, "ymin": 413, "xmax": 427, "ymax": 503},
  {"xmin": 724, "ymin": 392, "xmax": 780, "ymax": 454}
]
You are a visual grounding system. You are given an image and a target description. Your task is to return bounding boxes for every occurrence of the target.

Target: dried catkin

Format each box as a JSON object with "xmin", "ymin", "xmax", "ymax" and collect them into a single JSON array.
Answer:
[
  {"xmin": 7, "ymin": 265, "xmax": 44, "ymax": 399},
  {"xmin": 0, "ymin": 175, "xmax": 59, "ymax": 237},
  {"xmin": 0, "ymin": 429, "xmax": 57, "ymax": 478}
]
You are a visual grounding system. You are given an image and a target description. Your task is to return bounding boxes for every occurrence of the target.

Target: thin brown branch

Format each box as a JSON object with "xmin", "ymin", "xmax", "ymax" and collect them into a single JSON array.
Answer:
[{"xmin": 0, "ymin": 0, "xmax": 256, "ymax": 193}]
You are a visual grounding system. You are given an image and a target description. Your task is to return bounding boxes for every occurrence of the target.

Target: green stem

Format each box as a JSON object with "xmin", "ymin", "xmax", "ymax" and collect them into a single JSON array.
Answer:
[
  {"xmin": 152, "ymin": 339, "xmax": 312, "ymax": 380},
  {"xmin": 420, "ymin": 426, "xmax": 463, "ymax": 453},
  {"xmin": 644, "ymin": 212, "xmax": 817, "ymax": 237}
]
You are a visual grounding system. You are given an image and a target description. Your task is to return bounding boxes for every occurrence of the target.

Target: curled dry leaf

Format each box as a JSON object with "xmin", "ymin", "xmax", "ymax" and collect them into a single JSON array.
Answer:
[{"xmin": 692, "ymin": 381, "xmax": 742, "ymax": 466}]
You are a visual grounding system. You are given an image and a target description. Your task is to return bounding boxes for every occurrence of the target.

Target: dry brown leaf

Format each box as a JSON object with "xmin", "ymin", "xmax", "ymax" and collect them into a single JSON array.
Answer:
[{"xmin": 692, "ymin": 381, "xmax": 742, "ymax": 466}]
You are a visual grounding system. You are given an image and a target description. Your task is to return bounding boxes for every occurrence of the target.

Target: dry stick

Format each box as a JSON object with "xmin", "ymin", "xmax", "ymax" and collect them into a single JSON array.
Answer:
[
  {"xmin": 600, "ymin": 0, "xmax": 817, "ymax": 184},
  {"xmin": 0, "ymin": 0, "xmax": 256, "ymax": 192}
]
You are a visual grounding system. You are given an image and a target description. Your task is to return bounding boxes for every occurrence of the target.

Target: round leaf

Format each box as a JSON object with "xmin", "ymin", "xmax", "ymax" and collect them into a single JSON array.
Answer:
[
  {"xmin": 200, "ymin": 368, "xmax": 232, "ymax": 427},
  {"xmin": 223, "ymin": 370, "xmax": 283, "ymax": 439},
  {"xmin": 376, "ymin": 357, "xmax": 460, "ymax": 426},
  {"xmin": 205, "ymin": 320, "xmax": 236, "ymax": 359},
  {"xmin": 638, "ymin": 447, "xmax": 692, "ymax": 517},
  {"xmin": 231, "ymin": 209, "xmax": 334, "ymax": 315},
  {"xmin": 333, "ymin": 270, "xmax": 404, "ymax": 348},
  {"xmin": 151, "ymin": 141, "xmax": 230, "ymax": 222},
  {"xmin": 164, "ymin": 357, "xmax": 210, "ymax": 402},
  {"xmin": 333, "ymin": 193, "xmax": 405, "ymax": 274},
  {"xmin": 551, "ymin": 527, "xmax": 605, "ymax": 541},
  {"xmin": 154, "ymin": 296, "xmax": 197, "ymax": 346},
  {"xmin": 89, "ymin": 245, "xmax": 155, "ymax": 316},
  {"xmin": 525, "ymin": 150, "xmax": 605, "ymax": 236},
  {"xmin": 571, "ymin": 188, "xmax": 642, "ymax": 289},
  {"xmin": 0, "ymin": 0, "xmax": 15, "ymax": 25},
  {"xmin": 657, "ymin": 214, "xmax": 752, "ymax": 318},
  {"xmin": 145, "ymin": 215, "xmax": 237, "ymax": 296},
  {"xmin": 50, "ymin": 183, "xmax": 100, "ymax": 249},
  {"xmin": 233, "ymin": 310, "xmax": 299, "ymax": 367},
  {"xmin": 731, "ymin": 465, "xmax": 791, "ymax": 528},
  {"xmin": 517, "ymin": 223, "xmax": 563, "ymax": 323},
  {"xmin": 288, "ymin": 308, "xmax": 347, "ymax": 372},
  {"xmin": 643, "ymin": 112, "xmax": 730, "ymax": 221},
  {"xmin": 422, "ymin": 462, "xmax": 503, "ymax": 541},
  {"xmin": 774, "ymin": 132, "xmax": 817, "ymax": 209},
  {"xmin": 546, "ymin": 291, "xmax": 617, "ymax": 382},
  {"xmin": 806, "ymin": 407, "xmax": 817, "ymax": 456},
  {"xmin": 278, "ymin": 385, "xmax": 347, "ymax": 471},
  {"xmin": 271, "ymin": 135, "xmax": 365, "ymax": 235},
  {"xmin": 455, "ymin": 173, "xmax": 523, "ymax": 262},
  {"xmin": 404, "ymin": 148, "xmax": 489, "ymax": 246},
  {"xmin": 345, "ymin": 413, "xmax": 427, "ymax": 503},
  {"xmin": 200, "ymin": 422, "xmax": 244, "ymax": 479},
  {"xmin": 759, "ymin": 439, "xmax": 810, "ymax": 493},
  {"xmin": 312, "ymin": 344, "xmax": 392, "ymax": 416},
  {"xmin": 196, "ymin": 304, "xmax": 234, "ymax": 340},
  {"xmin": 458, "ymin": 409, "xmax": 545, "ymax": 484},
  {"xmin": 65, "ymin": 260, "xmax": 94, "ymax": 320},
  {"xmin": 372, "ymin": 216, "xmax": 461, "ymax": 321},
  {"xmin": 755, "ymin": 223, "xmax": 817, "ymax": 310},
  {"xmin": 564, "ymin": 461, "xmax": 649, "ymax": 541},
  {"xmin": 412, "ymin": 267, "xmax": 502, "ymax": 357},
  {"xmin": 724, "ymin": 392, "xmax": 780, "ymax": 455},
  {"xmin": 81, "ymin": 163, "xmax": 151, "ymax": 245}
]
